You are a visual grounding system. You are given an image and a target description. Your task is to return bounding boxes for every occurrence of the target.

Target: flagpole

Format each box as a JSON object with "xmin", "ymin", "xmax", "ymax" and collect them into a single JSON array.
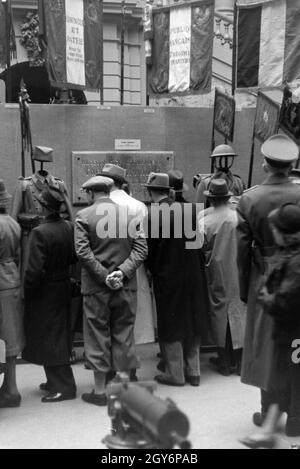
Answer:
[
  {"xmin": 99, "ymin": 0, "xmax": 104, "ymax": 105},
  {"xmin": 5, "ymin": 0, "xmax": 12, "ymax": 103},
  {"xmin": 120, "ymin": 0, "xmax": 125, "ymax": 105}
]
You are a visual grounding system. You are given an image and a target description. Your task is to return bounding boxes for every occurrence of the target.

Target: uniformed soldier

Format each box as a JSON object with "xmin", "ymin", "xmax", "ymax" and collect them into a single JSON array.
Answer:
[
  {"xmin": 195, "ymin": 144, "xmax": 246, "ymax": 207},
  {"xmin": 10, "ymin": 146, "xmax": 73, "ymax": 281},
  {"xmin": 236, "ymin": 133, "xmax": 300, "ymax": 429},
  {"xmin": 11, "ymin": 146, "xmax": 72, "ymax": 221},
  {"xmin": 75, "ymin": 176, "xmax": 148, "ymax": 406}
]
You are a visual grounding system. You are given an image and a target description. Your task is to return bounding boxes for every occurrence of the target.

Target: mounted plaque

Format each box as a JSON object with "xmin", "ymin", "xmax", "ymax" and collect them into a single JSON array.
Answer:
[{"xmin": 72, "ymin": 151, "xmax": 174, "ymax": 205}]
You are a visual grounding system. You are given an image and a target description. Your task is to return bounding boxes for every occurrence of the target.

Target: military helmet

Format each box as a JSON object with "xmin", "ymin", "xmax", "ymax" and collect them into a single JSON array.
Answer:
[{"xmin": 210, "ymin": 144, "xmax": 238, "ymax": 159}]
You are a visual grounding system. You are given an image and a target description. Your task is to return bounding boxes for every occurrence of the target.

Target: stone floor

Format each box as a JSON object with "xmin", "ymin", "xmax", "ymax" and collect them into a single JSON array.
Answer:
[{"xmin": 0, "ymin": 344, "xmax": 299, "ymax": 450}]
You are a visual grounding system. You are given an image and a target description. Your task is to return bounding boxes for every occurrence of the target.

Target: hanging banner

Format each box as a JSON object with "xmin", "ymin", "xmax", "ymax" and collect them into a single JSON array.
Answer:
[
  {"xmin": 168, "ymin": 6, "xmax": 191, "ymax": 93},
  {"xmin": 66, "ymin": 0, "xmax": 85, "ymax": 87},
  {"xmin": 254, "ymin": 91, "xmax": 280, "ymax": 142},
  {"xmin": 213, "ymin": 89, "xmax": 236, "ymax": 142},
  {"xmin": 148, "ymin": 0, "xmax": 214, "ymax": 96},
  {"xmin": 279, "ymin": 86, "xmax": 300, "ymax": 143},
  {"xmin": 235, "ymin": 0, "xmax": 300, "ymax": 89},
  {"xmin": 40, "ymin": 0, "xmax": 103, "ymax": 91}
]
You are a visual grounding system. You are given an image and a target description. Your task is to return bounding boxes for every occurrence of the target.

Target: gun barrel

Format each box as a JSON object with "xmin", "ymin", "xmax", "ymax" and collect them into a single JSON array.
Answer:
[{"xmin": 118, "ymin": 384, "xmax": 190, "ymax": 443}]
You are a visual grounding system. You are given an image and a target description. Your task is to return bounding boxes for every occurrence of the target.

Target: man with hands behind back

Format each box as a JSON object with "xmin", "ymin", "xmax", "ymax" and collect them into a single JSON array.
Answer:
[{"xmin": 75, "ymin": 176, "xmax": 148, "ymax": 406}]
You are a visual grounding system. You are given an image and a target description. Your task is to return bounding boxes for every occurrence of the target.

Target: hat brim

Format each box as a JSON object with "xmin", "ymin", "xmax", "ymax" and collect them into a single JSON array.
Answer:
[
  {"xmin": 99, "ymin": 173, "xmax": 127, "ymax": 185},
  {"xmin": 0, "ymin": 191, "xmax": 12, "ymax": 201},
  {"xmin": 210, "ymin": 154, "xmax": 237, "ymax": 158},
  {"xmin": 143, "ymin": 184, "xmax": 171, "ymax": 190},
  {"xmin": 38, "ymin": 195, "xmax": 61, "ymax": 213},
  {"xmin": 204, "ymin": 190, "xmax": 233, "ymax": 198}
]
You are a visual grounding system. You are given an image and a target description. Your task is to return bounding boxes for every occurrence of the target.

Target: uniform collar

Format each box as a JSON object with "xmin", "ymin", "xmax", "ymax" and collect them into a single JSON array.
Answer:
[
  {"xmin": 32, "ymin": 171, "xmax": 52, "ymax": 190},
  {"xmin": 262, "ymin": 173, "xmax": 291, "ymax": 185}
]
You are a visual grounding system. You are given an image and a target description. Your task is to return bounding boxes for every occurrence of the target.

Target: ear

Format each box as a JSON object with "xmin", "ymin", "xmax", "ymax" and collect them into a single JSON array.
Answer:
[{"xmin": 262, "ymin": 160, "xmax": 268, "ymax": 173}]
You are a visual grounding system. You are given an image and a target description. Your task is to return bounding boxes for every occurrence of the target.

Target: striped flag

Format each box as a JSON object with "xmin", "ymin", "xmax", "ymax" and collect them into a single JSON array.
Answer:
[
  {"xmin": 148, "ymin": 0, "xmax": 214, "ymax": 96},
  {"xmin": 40, "ymin": 0, "xmax": 103, "ymax": 91},
  {"xmin": 235, "ymin": 0, "xmax": 300, "ymax": 89}
]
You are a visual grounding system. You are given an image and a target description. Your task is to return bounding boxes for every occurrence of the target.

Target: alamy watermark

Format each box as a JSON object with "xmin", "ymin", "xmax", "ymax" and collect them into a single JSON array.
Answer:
[
  {"xmin": 292, "ymin": 339, "xmax": 300, "ymax": 364},
  {"xmin": 94, "ymin": 202, "xmax": 205, "ymax": 250}
]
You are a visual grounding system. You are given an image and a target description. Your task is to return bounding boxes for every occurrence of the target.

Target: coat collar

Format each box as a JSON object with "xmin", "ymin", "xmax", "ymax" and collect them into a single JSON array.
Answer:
[{"xmin": 262, "ymin": 173, "xmax": 291, "ymax": 185}]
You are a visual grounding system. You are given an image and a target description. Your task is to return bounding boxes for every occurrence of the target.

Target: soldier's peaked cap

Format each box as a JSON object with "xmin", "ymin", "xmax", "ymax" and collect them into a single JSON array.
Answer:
[
  {"xmin": 82, "ymin": 176, "xmax": 114, "ymax": 192},
  {"xmin": 261, "ymin": 134, "xmax": 299, "ymax": 163},
  {"xmin": 33, "ymin": 146, "xmax": 54, "ymax": 163}
]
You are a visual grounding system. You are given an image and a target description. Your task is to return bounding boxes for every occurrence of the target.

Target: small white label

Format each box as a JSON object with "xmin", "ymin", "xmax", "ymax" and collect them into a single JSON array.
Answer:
[{"xmin": 115, "ymin": 139, "xmax": 141, "ymax": 151}]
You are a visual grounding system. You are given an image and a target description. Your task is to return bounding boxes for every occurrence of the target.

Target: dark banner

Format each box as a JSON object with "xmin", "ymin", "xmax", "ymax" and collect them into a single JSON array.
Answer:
[
  {"xmin": 84, "ymin": 0, "xmax": 103, "ymax": 91},
  {"xmin": 279, "ymin": 86, "xmax": 300, "ymax": 143},
  {"xmin": 254, "ymin": 91, "xmax": 280, "ymax": 142},
  {"xmin": 213, "ymin": 89, "xmax": 236, "ymax": 142}
]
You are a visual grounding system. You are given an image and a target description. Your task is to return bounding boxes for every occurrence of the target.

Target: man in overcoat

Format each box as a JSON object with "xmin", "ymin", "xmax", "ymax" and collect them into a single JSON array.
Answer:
[
  {"xmin": 199, "ymin": 179, "xmax": 246, "ymax": 376},
  {"xmin": 75, "ymin": 176, "xmax": 148, "ymax": 406},
  {"xmin": 23, "ymin": 187, "xmax": 77, "ymax": 403},
  {"xmin": 145, "ymin": 172, "xmax": 209, "ymax": 387},
  {"xmin": 236, "ymin": 133, "xmax": 300, "ymax": 426}
]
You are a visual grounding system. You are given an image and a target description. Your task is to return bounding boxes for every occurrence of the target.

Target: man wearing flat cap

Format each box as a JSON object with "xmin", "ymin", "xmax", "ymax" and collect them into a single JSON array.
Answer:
[
  {"xmin": 75, "ymin": 176, "xmax": 148, "ymax": 406},
  {"xmin": 236, "ymin": 134, "xmax": 300, "ymax": 428},
  {"xmin": 22, "ymin": 187, "xmax": 77, "ymax": 403}
]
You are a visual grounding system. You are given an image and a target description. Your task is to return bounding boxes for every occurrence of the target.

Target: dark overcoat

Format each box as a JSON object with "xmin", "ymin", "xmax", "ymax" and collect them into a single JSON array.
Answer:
[
  {"xmin": 146, "ymin": 198, "xmax": 209, "ymax": 343},
  {"xmin": 22, "ymin": 215, "xmax": 76, "ymax": 366},
  {"xmin": 236, "ymin": 173, "xmax": 300, "ymax": 392}
]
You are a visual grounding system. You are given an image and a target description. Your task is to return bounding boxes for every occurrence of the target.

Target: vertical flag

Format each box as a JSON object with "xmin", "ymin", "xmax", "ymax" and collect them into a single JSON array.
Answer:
[
  {"xmin": 40, "ymin": 0, "xmax": 103, "ymax": 91},
  {"xmin": 0, "ymin": 0, "xmax": 16, "ymax": 68},
  {"xmin": 235, "ymin": 0, "xmax": 300, "ymax": 88},
  {"xmin": 148, "ymin": 0, "xmax": 214, "ymax": 96}
]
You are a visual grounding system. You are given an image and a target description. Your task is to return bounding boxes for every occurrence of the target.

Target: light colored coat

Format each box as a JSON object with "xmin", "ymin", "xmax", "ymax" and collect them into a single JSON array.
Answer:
[{"xmin": 199, "ymin": 205, "xmax": 246, "ymax": 348}]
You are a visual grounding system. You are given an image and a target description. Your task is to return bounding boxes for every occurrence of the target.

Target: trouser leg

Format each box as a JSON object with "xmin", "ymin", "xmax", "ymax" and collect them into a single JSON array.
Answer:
[
  {"xmin": 44, "ymin": 365, "xmax": 76, "ymax": 395},
  {"xmin": 184, "ymin": 337, "xmax": 201, "ymax": 378},
  {"xmin": 110, "ymin": 290, "xmax": 139, "ymax": 372},
  {"xmin": 161, "ymin": 341, "xmax": 185, "ymax": 384},
  {"xmin": 261, "ymin": 389, "xmax": 278, "ymax": 414},
  {"xmin": 83, "ymin": 292, "xmax": 112, "ymax": 373},
  {"xmin": 287, "ymin": 355, "xmax": 300, "ymax": 432}
]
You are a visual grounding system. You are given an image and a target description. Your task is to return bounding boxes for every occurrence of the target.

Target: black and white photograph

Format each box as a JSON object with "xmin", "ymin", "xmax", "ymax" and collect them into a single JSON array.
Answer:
[{"xmin": 0, "ymin": 0, "xmax": 300, "ymax": 456}]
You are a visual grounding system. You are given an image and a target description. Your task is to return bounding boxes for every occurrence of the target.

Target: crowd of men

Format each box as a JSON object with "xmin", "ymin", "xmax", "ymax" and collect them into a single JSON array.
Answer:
[{"xmin": 0, "ymin": 133, "xmax": 300, "ymax": 448}]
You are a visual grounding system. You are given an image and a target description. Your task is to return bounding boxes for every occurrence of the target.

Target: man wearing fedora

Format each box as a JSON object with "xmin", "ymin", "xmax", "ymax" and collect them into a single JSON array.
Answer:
[
  {"xmin": 236, "ymin": 134, "xmax": 300, "ymax": 428},
  {"xmin": 22, "ymin": 187, "xmax": 77, "ymax": 403},
  {"xmin": 195, "ymin": 144, "xmax": 245, "ymax": 207},
  {"xmin": 199, "ymin": 179, "xmax": 246, "ymax": 377},
  {"xmin": 75, "ymin": 176, "xmax": 148, "ymax": 406},
  {"xmin": 0, "ymin": 181, "xmax": 24, "ymax": 408},
  {"xmin": 145, "ymin": 173, "xmax": 209, "ymax": 387},
  {"xmin": 168, "ymin": 170, "xmax": 189, "ymax": 203}
]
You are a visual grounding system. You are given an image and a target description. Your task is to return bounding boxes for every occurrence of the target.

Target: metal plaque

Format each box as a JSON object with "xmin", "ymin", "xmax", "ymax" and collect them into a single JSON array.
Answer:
[{"xmin": 72, "ymin": 151, "xmax": 174, "ymax": 205}]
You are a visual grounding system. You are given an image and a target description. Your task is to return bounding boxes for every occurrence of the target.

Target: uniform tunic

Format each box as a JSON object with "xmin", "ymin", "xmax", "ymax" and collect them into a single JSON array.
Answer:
[
  {"xmin": 236, "ymin": 173, "xmax": 300, "ymax": 392},
  {"xmin": 199, "ymin": 205, "xmax": 246, "ymax": 349}
]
